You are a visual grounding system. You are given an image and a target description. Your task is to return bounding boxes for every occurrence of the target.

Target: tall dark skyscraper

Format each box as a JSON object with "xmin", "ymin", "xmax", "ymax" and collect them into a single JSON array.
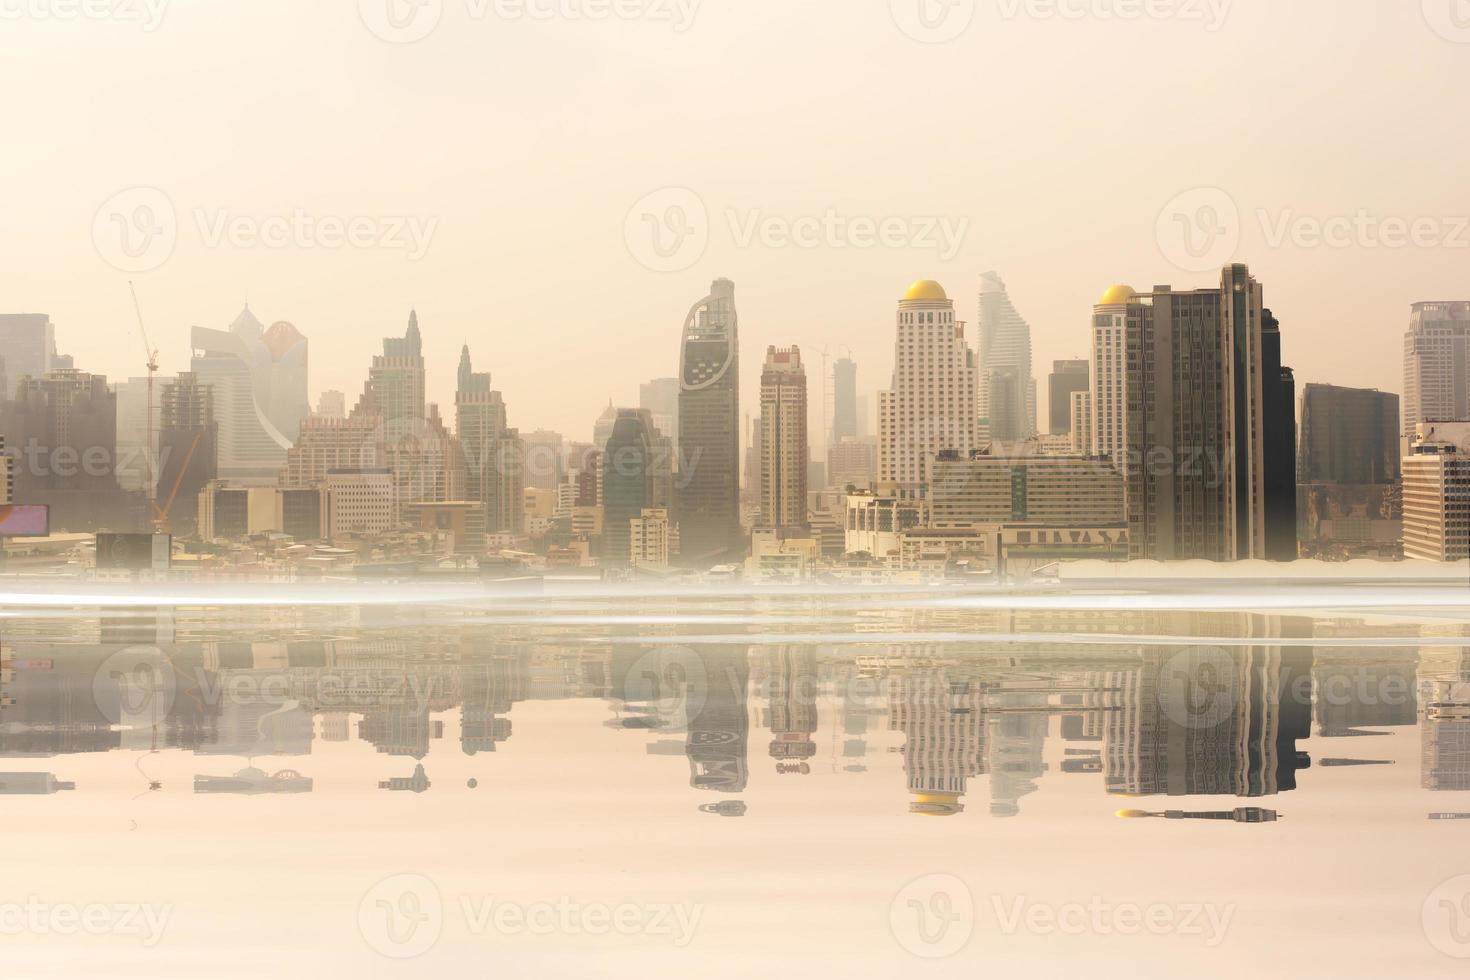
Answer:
[
  {"xmin": 1297, "ymin": 383, "xmax": 1402, "ymax": 557},
  {"xmin": 1047, "ymin": 359, "xmax": 1090, "ymax": 437},
  {"xmin": 677, "ymin": 278, "xmax": 740, "ymax": 567},
  {"xmin": 602, "ymin": 408, "xmax": 655, "ymax": 565},
  {"xmin": 1126, "ymin": 266, "xmax": 1291, "ymax": 561},
  {"xmin": 1261, "ymin": 309, "xmax": 1297, "ymax": 561}
]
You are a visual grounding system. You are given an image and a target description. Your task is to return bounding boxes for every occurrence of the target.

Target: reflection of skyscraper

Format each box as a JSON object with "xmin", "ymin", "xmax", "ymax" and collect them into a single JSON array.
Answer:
[
  {"xmin": 677, "ymin": 279, "xmax": 741, "ymax": 566},
  {"xmin": 766, "ymin": 648, "xmax": 817, "ymax": 770},
  {"xmin": 889, "ymin": 666, "xmax": 986, "ymax": 816},
  {"xmin": 986, "ymin": 691, "xmax": 1048, "ymax": 818},
  {"xmin": 685, "ymin": 647, "xmax": 749, "ymax": 794},
  {"xmin": 1419, "ymin": 649, "xmax": 1470, "ymax": 792},
  {"xmin": 1106, "ymin": 628, "xmax": 1312, "ymax": 799}
]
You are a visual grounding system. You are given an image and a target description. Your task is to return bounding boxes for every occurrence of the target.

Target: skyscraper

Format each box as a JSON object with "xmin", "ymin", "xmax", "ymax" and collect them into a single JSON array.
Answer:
[
  {"xmin": 455, "ymin": 345, "xmax": 522, "ymax": 534},
  {"xmin": 1297, "ymin": 383, "xmax": 1401, "ymax": 557},
  {"xmin": 191, "ymin": 306, "xmax": 306, "ymax": 483},
  {"xmin": 677, "ymin": 278, "xmax": 740, "ymax": 566},
  {"xmin": 639, "ymin": 377, "xmax": 679, "ymax": 454},
  {"xmin": 602, "ymin": 409, "xmax": 655, "ymax": 565},
  {"xmin": 156, "ymin": 372, "xmax": 217, "ymax": 537},
  {"xmin": 1403, "ymin": 421, "xmax": 1470, "ymax": 561},
  {"xmin": 356, "ymin": 311, "xmax": 425, "ymax": 425},
  {"xmin": 878, "ymin": 280, "xmax": 976, "ymax": 500},
  {"xmin": 1090, "ymin": 284, "xmax": 1134, "ymax": 464},
  {"xmin": 1403, "ymin": 301, "xmax": 1470, "ymax": 440},
  {"xmin": 831, "ymin": 356, "xmax": 858, "ymax": 445},
  {"xmin": 977, "ymin": 272, "xmax": 1037, "ymax": 442},
  {"xmin": 1048, "ymin": 359, "xmax": 1090, "ymax": 437},
  {"xmin": 758, "ymin": 346, "xmax": 808, "ymax": 536},
  {"xmin": 1125, "ymin": 266, "xmax": 1292, "ymax": 561},
  {"xmin": 0, "ymin": 314, "xmax": 57, "ymax": 396},
  {"xmin": 1260, "ymin": 308, "xmax": 1297, "ymax": 561}
]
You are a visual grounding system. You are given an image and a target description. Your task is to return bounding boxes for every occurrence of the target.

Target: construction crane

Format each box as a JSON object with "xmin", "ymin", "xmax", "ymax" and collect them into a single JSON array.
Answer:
[{"xmin": 127, "ymin": 281, "xmax": 162, "ymax": 530}]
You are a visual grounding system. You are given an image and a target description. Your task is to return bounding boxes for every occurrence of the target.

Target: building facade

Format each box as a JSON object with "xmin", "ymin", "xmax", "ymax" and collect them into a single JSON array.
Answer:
[
  {"xmin": 878, "ymin": 281, "xmax": 977, "ymax": 500},
  {"xmin": 1048, "ymin": 359, "xmax": 1089, "ymax": 437},
  {"xmin": 977, "ymin": 272, "xmax": 1037, "ymax": 442},
  {"xmin": 1403, "ymin": 421, "xmax": 1470, "ymax": 561},
  {"xmin": 929, "ymin": 450, "xmax": 1125, "ymax": 527},
  {"xmin": 1403, "ymin": 301, "xmax": 1470, "ymax": 440},
  {"xmin": 758, "ymin": 346, "xmax": 808, "ymax": 535},
  {"xmin": 677, "ymin": 278, "xmax": 741, "ymax": 566}
]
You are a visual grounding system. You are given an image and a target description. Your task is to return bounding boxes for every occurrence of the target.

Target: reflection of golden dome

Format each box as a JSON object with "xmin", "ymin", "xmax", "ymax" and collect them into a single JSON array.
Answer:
[
  {"xmin": 1097, "ymin": 284, "xmax": 1137, "ymax": 306},
  {"xmin": 910, "ymin": 790, "xmax": 964, "ymax": 816},
  {"xmin": 1116, "ymin": 809, "xmax": 1150, "ymax": 819},
  {"xmin": 903, "ymin": 280, "xmax": 948, "ymax": 302}
]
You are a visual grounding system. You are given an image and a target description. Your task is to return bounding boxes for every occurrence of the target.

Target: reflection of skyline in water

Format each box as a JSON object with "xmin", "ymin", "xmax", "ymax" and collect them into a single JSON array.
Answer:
[{"xmin": 2, "ymin": 599, "xmax": 1468, "ymax": 815}]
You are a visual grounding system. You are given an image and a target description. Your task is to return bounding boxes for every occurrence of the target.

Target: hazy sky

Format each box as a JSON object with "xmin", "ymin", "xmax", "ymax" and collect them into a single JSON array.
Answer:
[{"xmin": 2, "ymin": 0, "xmax": 1466, "ymax": 442}]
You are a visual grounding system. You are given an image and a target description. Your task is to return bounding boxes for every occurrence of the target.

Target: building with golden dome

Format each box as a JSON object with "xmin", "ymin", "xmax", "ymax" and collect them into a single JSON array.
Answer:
[
  {"xmin": 1089, "ymin": 284, "xmax": 1136, "ymax": 463},
  {"xmin": 878, "ymin": 281, "xmax": 977, "ymax": 499}
]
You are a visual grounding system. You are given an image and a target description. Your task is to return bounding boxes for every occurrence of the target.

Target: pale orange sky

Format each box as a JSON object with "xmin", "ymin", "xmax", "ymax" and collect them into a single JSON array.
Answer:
[{"xmin": 1, "ymin": 1, "xmax": 1466, "ymax": 442}]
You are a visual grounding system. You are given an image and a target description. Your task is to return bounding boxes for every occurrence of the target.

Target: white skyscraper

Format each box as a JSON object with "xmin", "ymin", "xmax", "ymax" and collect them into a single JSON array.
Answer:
[
  {"xmin": 1403, "ymin": 301, "xmax": 1470, "ymax": 440},
  {"xmin": 976, "ymin": 271, "xmax": 1037, "ymax": 442},
  {"xmin": 1090, "ymin": 284, "xmax": 1134, "ymax": 464},
  {"xmin": 878, "ymin": 281, "xmax": 977, "ymax": 500}
]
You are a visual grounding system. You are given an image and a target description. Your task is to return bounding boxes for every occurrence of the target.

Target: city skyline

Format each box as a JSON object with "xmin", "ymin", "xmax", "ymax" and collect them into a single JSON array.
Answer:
[{"xmin": 5, "ymin": 7, "xmax": 1465, "ymax": 441}]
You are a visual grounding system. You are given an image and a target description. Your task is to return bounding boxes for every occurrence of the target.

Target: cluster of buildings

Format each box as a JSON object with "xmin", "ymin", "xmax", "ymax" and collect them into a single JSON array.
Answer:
[{"xmin": 0, "ymin": 280, "xmax": 1466, "ymax": 579}]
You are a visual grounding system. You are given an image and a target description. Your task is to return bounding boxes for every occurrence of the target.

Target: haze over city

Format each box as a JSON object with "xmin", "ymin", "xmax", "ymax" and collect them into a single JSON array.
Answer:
[{"xmin": 4, "ymin": 1, "xmax": 1466, "ymax": 438}]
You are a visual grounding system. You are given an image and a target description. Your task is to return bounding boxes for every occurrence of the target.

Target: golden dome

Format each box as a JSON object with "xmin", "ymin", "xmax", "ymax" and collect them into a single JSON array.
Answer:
[
  {"xmin": 909, "ymin": 790, "xmax": 964, "ymax": 816},
  {"xmin": 903, "ymin": 280, "xmax": 948, "ymax": 302},
  {"xmin": 1097, "ymin": 284, "xmax": 1137, "ymax": 306}
]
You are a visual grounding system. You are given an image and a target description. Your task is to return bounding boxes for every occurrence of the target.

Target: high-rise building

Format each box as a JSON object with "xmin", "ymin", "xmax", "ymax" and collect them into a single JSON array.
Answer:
[
  {"xmin": 831, "ymin": 356, "xmax": 858, "ymax": 446},
  {"xmin": 1402, "ymin": 421, "xmax": 1470, "ymax": 561},
  {"xmin": 827, "ymin": 438, "xmax": 876, "ymax": 491},
  {"xmin": 190, "ymin": 307, "xmax": 307, "ymax": 483},
  {"xmin": 0, "ymin": 314, "xmax": 57, "ymax": 396},
  {"xmin": 759, "ymin": 346, "xmax": 808, "ymax": 535},
  {"xmin": 156, "ymin": 372, "xmax": 217, "ymax": 537},
  {"xmin": 355, "ymin": 311, "xmax": 425, "ymax": 426},
  {"xmin": 112, "ymin": 377, "xmax": 160, "ymax": 493},
  {"xmin": 455, "ymin": 345, "xmax": 522, "ymax": 534},
  {"xmin": 878, "ymin": 280, "xmax": 977, "ymax": 500},
  {"xmin": 1297, "ymin": 384, "xmax": 1401, "ymax": 556},
  {"xmin": 639, "ymin": 378, "xmax": 679, "ymax": 454},
  {"xmin": 1260, "ymin": 309, "xmax": 1298, "ymax": 561},
  {"xmin": 1125, "ymin": 266, "xmax": 1294, "ymax": 561},
  {"xmin": 1090, "ymin": 285, "xmax": 1134, "ymax": 464},
  {"xmin": 1069, "ymin": 391, "xmax": 1092, "ymax": 454},
  {"xmin": 1403, "ymin": 301, "xmax": 1470, "ymax": 440},
  {"xmin": 677, "ymin": 278, "xmax": 741, "ymax": 566},
  {"xmin": 977, "ymin": 272, "xmax": 1037, "ymax": 442},
  {"xmin": 602, "ymin": 409, "xmax": 655, "ymax": 565},
  {"xmin": 522, "ymin": 429, "xmax": 564, "ymax": 491},
  {"xmin": 1048, "ymin": 359, "xmax": 1089, "ymax": 437}
]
